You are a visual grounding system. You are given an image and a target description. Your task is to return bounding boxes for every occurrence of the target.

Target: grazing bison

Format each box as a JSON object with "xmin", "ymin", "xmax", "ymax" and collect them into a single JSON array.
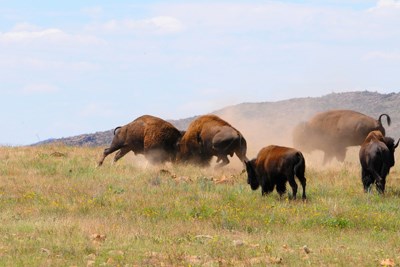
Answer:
[
  {"xmin": 293, "ymin": 110, "xmax": 391, "ymax": 164},
  {"xmin": 359, "ymin": 130, "xmax": 399, "ymax": 193},
  {"xmin": 245, "ymin": 145, "xmax": 307, "ymax": 200},
  {"xmin": 98, "ymin": 115, "xmax": 183, "ymax": 166},
  {"xmin": 177, "ymin": 114, "xmax": 248, "ymax": 167}
]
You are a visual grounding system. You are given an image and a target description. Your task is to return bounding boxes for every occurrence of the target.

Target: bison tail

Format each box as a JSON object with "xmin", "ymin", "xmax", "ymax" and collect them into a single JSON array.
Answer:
[
  {"xmin": 238, "ymin": 134, "xmax": 248, "ymax": 163},
  {"xmin": 294, "ymin": 152, "xmax": 305, "ymax": 178},
  {"xmin": 114, "ymin": 126, "xmax": 122, "ymax": 135},
  {"xmin": 378, "ymin": 114, "xmax": 391, "ymax": 127}
]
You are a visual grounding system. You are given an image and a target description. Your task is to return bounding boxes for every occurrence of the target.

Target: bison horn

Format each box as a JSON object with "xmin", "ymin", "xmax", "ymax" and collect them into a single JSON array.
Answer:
[{"xmin": 395, "ymin": 138, "xmax": 400, "ymax": 149}]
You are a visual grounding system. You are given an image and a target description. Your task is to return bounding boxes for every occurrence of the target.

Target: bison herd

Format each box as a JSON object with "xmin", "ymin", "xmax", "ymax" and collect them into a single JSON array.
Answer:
[{"xmin": 98, "ymin": 110, "xmax": 400, "ymax": 199}]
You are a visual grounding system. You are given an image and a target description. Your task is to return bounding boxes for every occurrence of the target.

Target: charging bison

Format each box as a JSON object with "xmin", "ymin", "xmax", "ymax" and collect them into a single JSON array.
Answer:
[
  {"xmin": 359, "ymin": 130, "xmax": 399, "ymax": 193},
  {"xmin": 177, "ymin": 114, "xmax": 248, "ymax": 168},
  {"xmin": 293, "ymin": 110, "xmax": 391, "ymax": 164},
  {"xmin": 98, "ymin": 115, "xmax": 183, "ymax": 166},
  {"xmin": 245, "ymin": 145, "xmax": 307, "ymax": 200}
]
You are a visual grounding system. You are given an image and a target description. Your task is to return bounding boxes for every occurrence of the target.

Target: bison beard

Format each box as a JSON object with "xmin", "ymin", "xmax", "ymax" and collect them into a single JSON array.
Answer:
[
  {"xmin": 359, "ymin": 130, "xmax": 399, "ymax": 193},
  {"xmin": 245, "ymin": 145, "xmax": 307, "ymax": 200},
  {"xmin": 98, "ymin": 115, "xmax": 183, "ymax": 166}
]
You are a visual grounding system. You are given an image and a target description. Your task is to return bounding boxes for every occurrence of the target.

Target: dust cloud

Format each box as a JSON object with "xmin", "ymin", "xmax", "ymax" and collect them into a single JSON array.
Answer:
[
  {"xmin": 216, "ymin": 108, "xmax": 305, "ymax": 160},
  {"xmin": 107, "ymin": 105, "xmax": 369, "ymax": 172},
  {"xmin": 214, "ymin": 106, "xmax": 364, "ymax": 171}
]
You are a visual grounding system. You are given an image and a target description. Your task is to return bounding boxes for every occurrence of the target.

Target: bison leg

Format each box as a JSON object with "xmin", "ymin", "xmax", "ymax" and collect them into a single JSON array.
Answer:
[
  {"xmin": 113, "ymin": 146, "xmax": 131, "ymax": 163},
  {"xmin": 261, "ymin": 176, "xmax": 274, "ymax": 196},
  {"xmin": 287, "ymin": 174, "xmax": 298, "ymax": 200},
  {"xmin": 322, "ymin": 153, "xmax": 334, "ymax": 165},
  {"xmin": 98, "ymin": 146, "xmax": 122, "ymax": 166},
  {"xmin": 361, "ymin": 168, "xmax": 374, "ymax": 193},
  {"xmin": 297, "ymin": 175, "xmax": 307, "ymax": 200},
  {"xmin": 215, "ymin": 155, "xmax": 230, "ymax": 168},
  {"xmin": 276, "ymin": 181, "xmax": 287, "ymax": 199},
  {"xmin": 376, "ymin": 164, "xmax": 390, "ymax": 194},
  {"xmin": 334, "ymin": 148, "xmax": 346, "ymax": 162},
  {"xmin": 375, "ymin": 169, "xmax": 387, "ymax": 194},
  {"xmin": 376, "ymin": 178, "xmax": 386, "ymax": 194},
  {"xmin": 323, "ymin": 147, "xmax": 346, "ymax": 165}
]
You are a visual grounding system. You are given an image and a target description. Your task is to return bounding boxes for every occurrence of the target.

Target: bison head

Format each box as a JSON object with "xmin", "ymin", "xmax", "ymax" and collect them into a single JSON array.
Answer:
[
  {"xmin": 176, "ymin": 135, "xmax": 209, "ymax": 166},
  {"xmin": 245, "ymin": 159, "xmax": 260, "ymax": 190},
  {"xmin": 383, "ymin": 136, "xmax": 400, "ymax": 167}
]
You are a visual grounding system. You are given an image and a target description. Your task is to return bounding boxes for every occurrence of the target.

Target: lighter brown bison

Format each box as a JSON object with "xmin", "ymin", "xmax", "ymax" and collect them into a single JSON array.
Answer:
[
  {"xmin": 293, "ymin": 110, "xmax": 391, "ymax": 164},
  {"xmin": 177, "ymin": 114, "xmax": 248, "ymax": 167},
  {"xmin": 245, "ymin": 145, "xmax": 307, "ymax": 200},
  {"xmin": 359, "ymin": 130, "xmax": 399, "ymax": 193},
  {"xmin": 98, "ymin": 115, "xmax": 183, "ymax": 166}
]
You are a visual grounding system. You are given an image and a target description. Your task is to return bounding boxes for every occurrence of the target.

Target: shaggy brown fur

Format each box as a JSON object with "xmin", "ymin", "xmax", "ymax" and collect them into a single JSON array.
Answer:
[
  {"xmin": 293, "ymin": 110, "xmax": 391, "ymax": 164},
  {"xmin": 245, "ymin": 145, "xmax": 307, "ymax": 199},
  {"xmin": 98, "ymin": 115, "xmax": 183, "ymax": 166},
  {"xmin": 359, "ymin": 130, "xmax": 399, "ymax": 193},
  {"xmin": 178, "ymin": 114, "xmax": 248, "ymax": 167}
]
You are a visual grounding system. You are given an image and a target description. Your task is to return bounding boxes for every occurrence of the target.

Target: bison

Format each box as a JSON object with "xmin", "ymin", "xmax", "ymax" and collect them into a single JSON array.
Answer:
[
  {"xmin": 98, "ymin": 115, "xmax": 183, "ymax": 166},
  {"xmin": 359, "ymin": 130, "xmax": 399, "ymax": 193},
  {"xmin": 293, "ymin": 109, "xmax": 391, "ymax": 164},
  {"xmin": 177, "ymin": 114, "xmax": 248, "ymax": 168},
  {"xmin": 245, "ymin": 145, "xmax": 307, "ymax": 200}
]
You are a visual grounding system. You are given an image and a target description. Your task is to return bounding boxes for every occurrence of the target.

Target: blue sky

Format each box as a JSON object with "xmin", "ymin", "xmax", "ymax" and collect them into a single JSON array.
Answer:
[{"xmin": 1, "ymin": 0, "xmax": 400, "ymax": 145}]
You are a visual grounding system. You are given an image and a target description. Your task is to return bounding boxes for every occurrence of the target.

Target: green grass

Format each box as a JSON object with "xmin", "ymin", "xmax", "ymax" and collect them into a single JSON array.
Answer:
[{"xmin": 1, "ymin": 145, "xmax": 400, "ymax": 266}]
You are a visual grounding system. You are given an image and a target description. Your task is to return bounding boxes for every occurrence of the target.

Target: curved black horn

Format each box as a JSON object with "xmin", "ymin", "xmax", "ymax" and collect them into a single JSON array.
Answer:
[
  {"xmin": 378, "ymin": 114, "xmax": 391, "ymax": 127},
  {"xmin": 394, "ymin": 138, "xmax": 400, "ymax": 149},
  {"xmin": 113, "ymin": 126, "xmax": 122, "ymax": 135}
]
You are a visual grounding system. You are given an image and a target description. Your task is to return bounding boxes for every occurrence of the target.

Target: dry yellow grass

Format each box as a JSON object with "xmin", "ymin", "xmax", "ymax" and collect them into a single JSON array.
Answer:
[{"xmin": 1, "ymin": 144, "xmax": 400, "ymax": 266}]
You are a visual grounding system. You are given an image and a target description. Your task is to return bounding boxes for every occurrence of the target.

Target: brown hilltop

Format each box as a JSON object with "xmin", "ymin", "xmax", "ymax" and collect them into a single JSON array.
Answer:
[{"xmin": 33, "ymin": 91, "xmax": 400, "ymax": 152}]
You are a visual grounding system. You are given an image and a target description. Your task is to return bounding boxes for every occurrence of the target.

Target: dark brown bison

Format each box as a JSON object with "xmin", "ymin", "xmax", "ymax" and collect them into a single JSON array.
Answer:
[
  {"xmin": 98, "ymin": 115, "xmax": 183, "ymax": 166},
  {"xmin": 293, "ymin": 110, "xmax": 391, "ymax": 164},
  {"xmin": 245, "ymin": 145, "xmax": 307, "ymax": 200},
  {"xmin": 359, "ymin": 130, "xmax": 399, "ymax": 193},
  {"xmin": 177, "ymin": 114, "xmax": 248, "ymax": 167}
]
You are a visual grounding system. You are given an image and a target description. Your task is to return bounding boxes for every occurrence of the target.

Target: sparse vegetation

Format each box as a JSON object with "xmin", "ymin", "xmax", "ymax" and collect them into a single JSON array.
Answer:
[{"xmin": 1, "ymin": 144, "xmax": 400, "ymax": 266}]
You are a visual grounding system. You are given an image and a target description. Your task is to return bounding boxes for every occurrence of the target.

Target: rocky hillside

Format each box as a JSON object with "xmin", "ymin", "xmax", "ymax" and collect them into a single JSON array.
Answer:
[{"xmin": 33, "ymin": 91, "xmax": 400, "ymax": 152}]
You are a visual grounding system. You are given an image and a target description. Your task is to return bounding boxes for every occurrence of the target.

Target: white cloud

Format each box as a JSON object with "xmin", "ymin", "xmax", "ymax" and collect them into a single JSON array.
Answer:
[
  {"xmin": 1, "ymin": 28, "xmax": 63, "ymax": 42},
  {"xmin": 363, "ymin": 51, "xmax": 400, "ymax": 61},
  {"xmin": 22, "ymin": 83, "xmax": 59, "ymax": 94},
  {"xmin": 87, "ymin": 16, "xmax": 184, "ymax": 34},
  {"xmin": 368, "ymin": 0, "xmax": 400, "ymax": 13},
  {"xmin": 0, "ymin": 25, "xmax": 105, "ymax": 45},
  {"xmin": 376, "ymin": 0, "xmax": 400, "ymax": 8},
  {"xmin": 0, "ymin": 56, "xmax": 99, "ymax": 72},
  {"xmin": 144, "ymin": 16, "xmax": 184, "ymax": 33},
  {"xmin": 11, "ymin": 22, "xmax": 41, "ymax": 31}
]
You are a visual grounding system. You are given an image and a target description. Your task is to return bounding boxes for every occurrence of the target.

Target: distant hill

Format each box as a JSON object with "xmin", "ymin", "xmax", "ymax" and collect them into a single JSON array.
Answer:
[{"xmin": 33, "ymin": 91, "xmax": 400, "ymax": 153}]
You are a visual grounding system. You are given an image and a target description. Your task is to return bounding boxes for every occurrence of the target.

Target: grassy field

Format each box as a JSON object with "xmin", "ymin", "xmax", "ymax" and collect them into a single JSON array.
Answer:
[{"xmin": 1, "ymin": 145, "xmax": 400, "ymax": 266}]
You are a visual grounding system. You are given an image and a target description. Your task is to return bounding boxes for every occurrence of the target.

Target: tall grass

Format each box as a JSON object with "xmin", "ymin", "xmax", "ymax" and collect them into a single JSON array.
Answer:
[{"xmin": 1, "ymin": 145, "xmax": 400, "ymax": 266}]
